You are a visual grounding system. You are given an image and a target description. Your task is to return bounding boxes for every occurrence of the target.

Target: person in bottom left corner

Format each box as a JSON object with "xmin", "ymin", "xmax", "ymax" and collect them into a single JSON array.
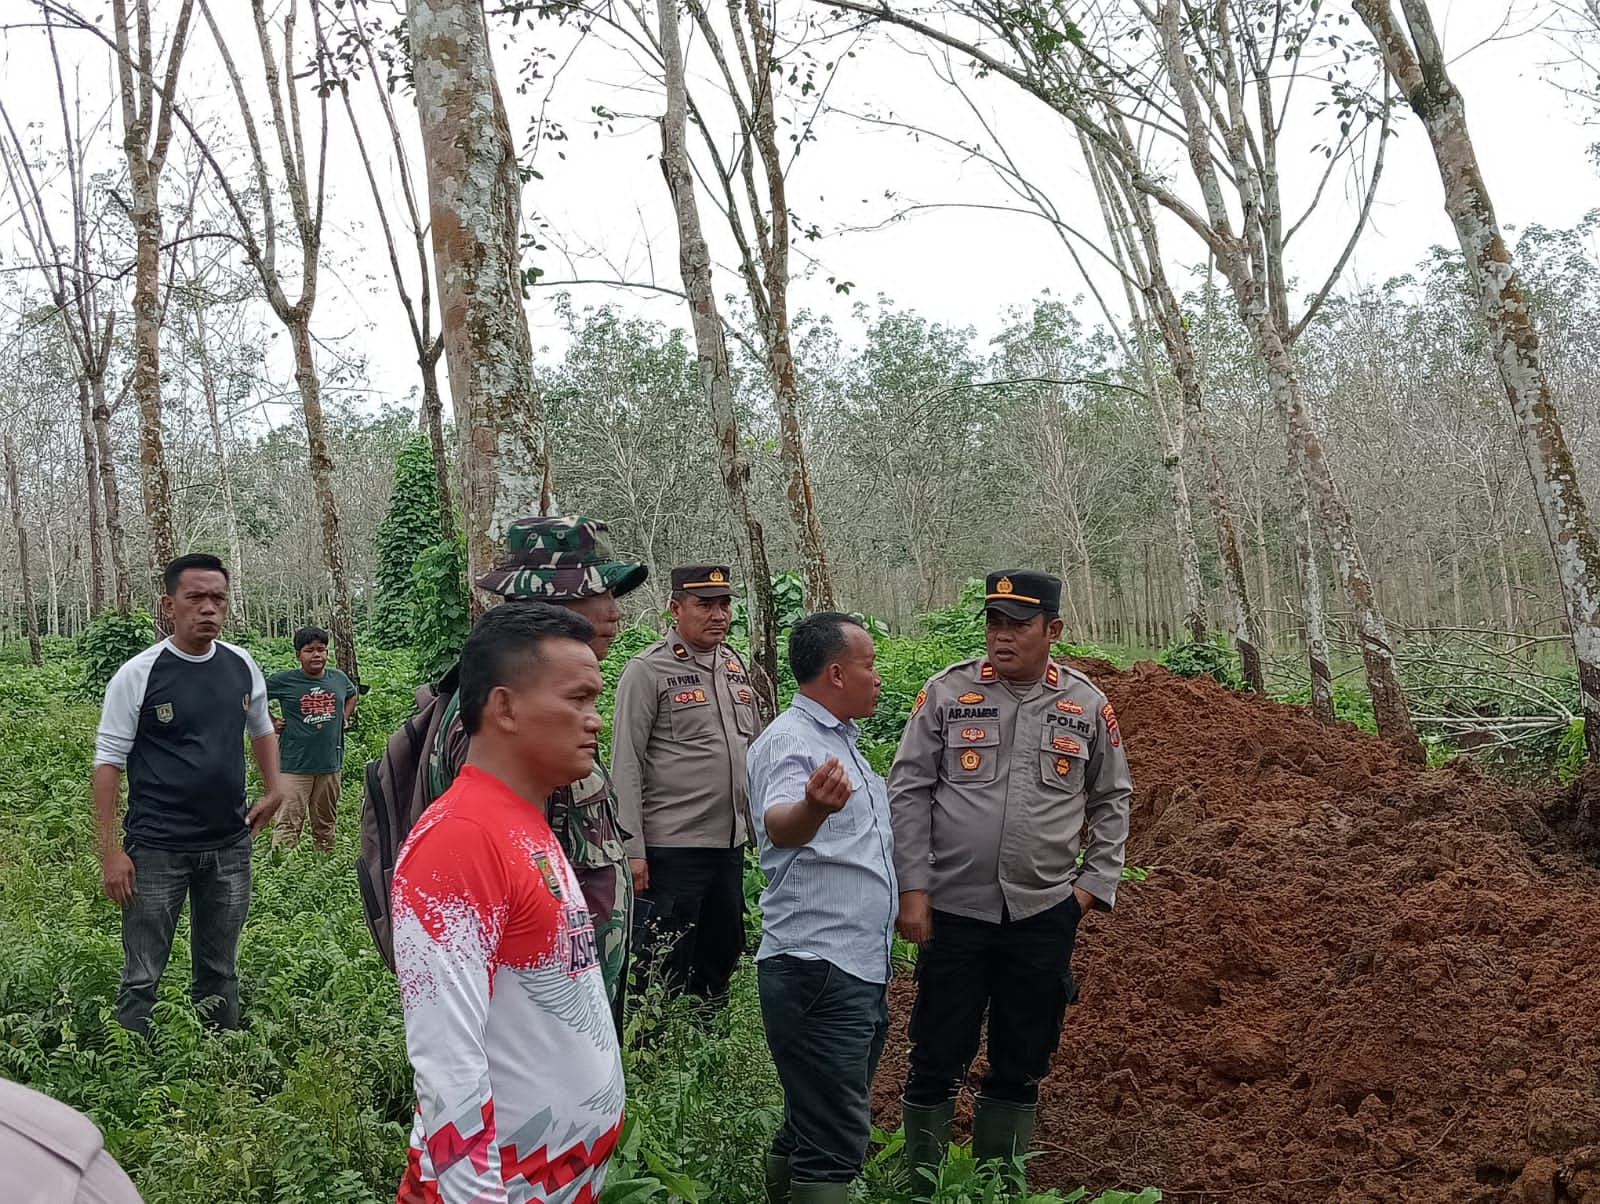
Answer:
[
  {"xmin": 92, "ymin": 553, "xmax": 284, "ymax": 1036},
  {"xmin": 392, "ymin": 602, "xmax": 624, "ymax": 1204}
]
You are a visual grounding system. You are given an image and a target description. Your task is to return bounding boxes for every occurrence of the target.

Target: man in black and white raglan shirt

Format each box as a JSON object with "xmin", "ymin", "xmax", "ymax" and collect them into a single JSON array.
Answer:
[{"xmin": 93, "ymin": 553, "xmax": 284, "ymax": 1035}]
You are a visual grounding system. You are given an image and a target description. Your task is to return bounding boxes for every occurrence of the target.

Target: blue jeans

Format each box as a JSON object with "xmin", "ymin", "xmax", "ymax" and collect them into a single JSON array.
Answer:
[
  {"xmin": 116, "ymin": 836, "xmax": 253, "ymax": 1034},
  {"xmin": 758, "ymin": 955, "xmax": 889, "ymax": 1183}
]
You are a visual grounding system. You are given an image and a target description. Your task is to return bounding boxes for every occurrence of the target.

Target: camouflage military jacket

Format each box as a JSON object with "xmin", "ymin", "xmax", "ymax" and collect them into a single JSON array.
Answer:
[{"xmin": 427, "ymin": 686, "xmax": 633, "ymax": 1003}]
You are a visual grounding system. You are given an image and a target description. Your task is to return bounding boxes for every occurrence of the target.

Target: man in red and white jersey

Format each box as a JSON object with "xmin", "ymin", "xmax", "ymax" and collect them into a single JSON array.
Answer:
[{"xmin": 393, "ymin": 603, "xmax": 624, "ymax": 1204}]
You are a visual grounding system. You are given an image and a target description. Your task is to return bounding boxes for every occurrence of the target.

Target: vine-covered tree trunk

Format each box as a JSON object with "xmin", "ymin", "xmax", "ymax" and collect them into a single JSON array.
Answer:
[
  {"xmin": 410, "ymin": 0, "xmax": 548, "ymax": 612},
  {"xmin": 658, "ymin": 0, "xmax": 779, "ymax": 713},
  {"xmin": 1359, "ymin": 0, "xmax": 1600, "ymax": 760},
  {"xmin": 5, "ymin": 434, "xmax": 42, "ymax": 665}
]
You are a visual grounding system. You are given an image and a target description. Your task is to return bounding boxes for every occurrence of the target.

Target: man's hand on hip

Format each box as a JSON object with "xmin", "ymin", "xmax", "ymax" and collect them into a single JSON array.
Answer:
[
  {"xmin": 630, "ymin": 857, "xmax": 649, "ymax": 893},
  {"xmin": 1073, "ymin": 886, "xmax": 1097, "ymax": 916},
  {"xmin": 896, "ymin": 889, "xmax": 932, "ymax": 944},
  {"xmin": 101, "ymin": 849, "xmax": 135, "ymax": 906}
]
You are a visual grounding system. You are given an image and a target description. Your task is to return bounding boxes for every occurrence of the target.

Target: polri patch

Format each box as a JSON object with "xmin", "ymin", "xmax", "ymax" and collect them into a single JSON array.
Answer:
[
  {"xmin": 959, "ymin": 749, "xmax": 982, "ymax": 772},
  {"xmin": 1055, "ymin": 756, "xmax": 1072, "ymax": 777},
  {"xmin": 911, "ymin": 688, "xmax": 927, "ymax": 716},
  {"xmin": 1052, "ymin": 734, "xmax": 1081, "ymax": 755},
  {"xmin": 1102, "ymin": 702, "xmax": 1121, "ymax": 747},
  {"xmin": 957, "ymin": 691, "xmax": 985, "ymax": 704},
  {"xmin": 960, "ymin": 726, "xmax": 987, "ymax": 742},
  {"xmin": 737, "ymin": 688, "xmax": 752, "ymax": 704},
  {"xmin": 674, "ymin": 688, "xmax": 708, "ymax": 705},
  {"xmin": 1056, "ymin": 698, "xmax": 1084, "ymax": 714}
]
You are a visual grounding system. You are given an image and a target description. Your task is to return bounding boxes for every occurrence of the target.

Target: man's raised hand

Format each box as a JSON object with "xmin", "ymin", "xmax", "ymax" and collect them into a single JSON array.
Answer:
[{"xmin": 803, "ymin": 757, "xmax": 851, "ymax": 815}]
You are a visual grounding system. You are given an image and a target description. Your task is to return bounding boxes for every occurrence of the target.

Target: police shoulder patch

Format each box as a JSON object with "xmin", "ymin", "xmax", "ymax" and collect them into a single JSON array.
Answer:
[
  {"xmin": 1102, "ymin": 702, "xmax": 1122, "ymax": 747},
  {"xmin": 911, "ymin": 688, "xmax": 928, "ymax": 717}
]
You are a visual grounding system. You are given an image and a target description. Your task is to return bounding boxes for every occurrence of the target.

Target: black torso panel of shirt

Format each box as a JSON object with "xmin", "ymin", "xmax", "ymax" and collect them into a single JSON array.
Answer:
[{"xmin": 125, "ymin": 645, "xmax": 255, "ymax": 851}]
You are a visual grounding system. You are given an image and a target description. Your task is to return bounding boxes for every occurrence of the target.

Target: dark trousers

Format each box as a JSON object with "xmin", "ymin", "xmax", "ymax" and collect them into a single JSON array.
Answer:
[
  {"xmin": 116, "ymin": 836, "xmax": 253, "ymax": 1035},
  {"xmin": 758, "ymin": 955, "xmax": 889, "ymax": 1183},
  {"xmin": 633, "ymin": 846, "xmax": 745, "ymax": 1006},
  {"xmin": 904, "ymin": 895, "xmax": 1082, "ymax": 1107}
]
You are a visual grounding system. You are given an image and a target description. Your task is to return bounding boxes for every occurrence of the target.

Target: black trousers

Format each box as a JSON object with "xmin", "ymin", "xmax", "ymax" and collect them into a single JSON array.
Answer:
[
  {"xmin": 903, "ymin": 894, "xmax": 1082, "ymax": 1107},
  {"xmin": 633, "ymin": 846, "xmax": 746, "ymax": 1006},
  {"xmin": 759, "ymin": 955, "xmax": 889, "ymax": 1182}
]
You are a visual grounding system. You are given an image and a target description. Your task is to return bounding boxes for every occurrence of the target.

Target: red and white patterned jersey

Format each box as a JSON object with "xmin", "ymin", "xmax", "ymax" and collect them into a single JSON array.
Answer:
[{"xmin": 393, "ymin": 765, "xmax": 624, "ymax": 1204}]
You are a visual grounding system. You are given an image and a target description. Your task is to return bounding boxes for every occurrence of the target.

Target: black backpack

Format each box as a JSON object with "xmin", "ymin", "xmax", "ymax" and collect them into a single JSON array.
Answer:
[{"xmin": 356, "ymin": 664, "xmax": 462, "ymax": 971}]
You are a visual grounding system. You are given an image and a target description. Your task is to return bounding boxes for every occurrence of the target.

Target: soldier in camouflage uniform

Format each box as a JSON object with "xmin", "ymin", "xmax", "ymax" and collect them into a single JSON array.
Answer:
[{"xmin": 426, "ymin": 516, "xmax": 647, "ymax": 1029}]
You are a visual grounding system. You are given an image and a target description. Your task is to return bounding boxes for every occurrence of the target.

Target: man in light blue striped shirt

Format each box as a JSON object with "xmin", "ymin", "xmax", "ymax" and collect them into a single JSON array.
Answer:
[{"xmin": 747, "ymin": 612, "xmax": 898, "ymax": 1204}]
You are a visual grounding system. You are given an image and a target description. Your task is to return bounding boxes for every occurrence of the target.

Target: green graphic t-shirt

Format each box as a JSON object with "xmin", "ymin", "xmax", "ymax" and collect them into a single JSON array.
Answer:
[{"xmin": 266, "ymin": 667, "xmax": 356, "ymax": 775}]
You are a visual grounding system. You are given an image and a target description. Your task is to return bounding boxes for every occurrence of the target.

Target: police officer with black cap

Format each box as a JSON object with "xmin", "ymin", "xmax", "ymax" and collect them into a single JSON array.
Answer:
[
  {"xmin": 612, "ymin": 564, "xmax": 767, "ymax": 1011},
  {"xmin": 888, "ymin": 570, "xmax": 1133, "ymax": 1194}
]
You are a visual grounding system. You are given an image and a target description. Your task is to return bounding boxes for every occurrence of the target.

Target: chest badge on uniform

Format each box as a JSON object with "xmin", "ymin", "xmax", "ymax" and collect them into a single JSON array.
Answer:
[
  {"xmin": 155, "ymin": 702, "xmax": 174, "ymax": 724},
  {"xmin": 960, "ymin": 726, "xmax": 986, "ymax": 742},
  {"xmin": 1054, "ymin": 756, "xmax": 1072, "ymax": 777},
  {"xmin": 1056, "ymin": 698, "xmax": 1084, "ymax": 714},
  {"xmin": 737, "ymin": 688, "xmax": 752, "ymax": 704},
  {"xmin": 726, "ymin": 654, "xmax": 745, "ymax": 673},
  {"xmin": 959, "ymin": 749, "xmax": 982, "ymax": 771},
  {"xmin": 533, "ymin": 852, "xmax": 565, "ymax": 900},
  {"xmin": 1052, "ymin": 735, "xmax": 1081, "ymax": 755},
  {"xmin": 674, "ymin": 688, "xmax": 708, "ymax": 704},
  {"xmin": 957, "ymin": 691, "xmax": 985, "ymax": 704}
]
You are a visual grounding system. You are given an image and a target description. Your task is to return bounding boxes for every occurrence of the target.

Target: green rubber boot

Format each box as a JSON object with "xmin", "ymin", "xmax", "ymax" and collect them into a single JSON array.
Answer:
[
  {"xmin": 971, "ymin": 1094, "xmax": 1038, "ymax": 1166},
  {"xmin": 789, "ymin": 1182, "xmax": 851, "ymax": 1203},
  {"xmin": 901, "ymin": 1097, "xmax": 954, "ymax": 1200},
  {"xmin": 765, "ymin": 1152, "xmax": 792, "ymax": 1204}
]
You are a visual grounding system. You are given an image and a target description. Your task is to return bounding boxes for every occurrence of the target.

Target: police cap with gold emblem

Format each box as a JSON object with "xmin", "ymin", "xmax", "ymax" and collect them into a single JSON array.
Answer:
[
  {"xmin": 984, "ymin": 569, "xmax": 1062, "ymax": 620},
  {"xmin": 671, "ymin": 564, "xmax": 735, "ymax": 599}
]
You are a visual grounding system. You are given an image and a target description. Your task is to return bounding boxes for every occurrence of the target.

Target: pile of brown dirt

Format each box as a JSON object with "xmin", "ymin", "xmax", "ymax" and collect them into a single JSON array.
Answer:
[{"xmin": 870, "ymin": 660, "xmax": 1600, "ymax": 1203}]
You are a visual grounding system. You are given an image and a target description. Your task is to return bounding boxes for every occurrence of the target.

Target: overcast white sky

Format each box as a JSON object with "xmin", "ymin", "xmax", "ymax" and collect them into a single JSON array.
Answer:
[{"xmin": 1, "ymin": 0, "xmax": 1596, "ymax": 419}]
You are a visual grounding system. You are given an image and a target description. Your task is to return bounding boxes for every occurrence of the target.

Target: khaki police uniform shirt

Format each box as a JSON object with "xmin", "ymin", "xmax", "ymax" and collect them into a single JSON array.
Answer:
[
  {"xmin": 888, "ymin": 657, "xmax": 1133, "ymax": 924},
  {"xmin": 0, "ymin": 1077, "xmax": 143, "ymax": 1203},
  {"xmin": 611, "ymin": 628, "xmax": 764, "ymax": 858}
]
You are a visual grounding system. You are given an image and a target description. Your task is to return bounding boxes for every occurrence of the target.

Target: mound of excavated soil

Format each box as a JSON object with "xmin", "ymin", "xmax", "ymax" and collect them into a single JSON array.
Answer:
[{"xmin": 870, "ymin": 660, "xmax": 1600, "ymax": 1203}]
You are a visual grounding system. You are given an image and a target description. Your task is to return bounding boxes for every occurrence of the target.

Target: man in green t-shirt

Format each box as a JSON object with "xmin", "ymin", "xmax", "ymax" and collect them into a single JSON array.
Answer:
[{"xmin": 267, "ymin": 626, "xmax": 358, "ymax": 852}]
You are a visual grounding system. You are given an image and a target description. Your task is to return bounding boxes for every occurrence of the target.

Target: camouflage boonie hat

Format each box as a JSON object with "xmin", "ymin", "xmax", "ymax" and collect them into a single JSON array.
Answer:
[{"xmin": 475, "ymin": 516, "xmax": 648, "ymax": 600}]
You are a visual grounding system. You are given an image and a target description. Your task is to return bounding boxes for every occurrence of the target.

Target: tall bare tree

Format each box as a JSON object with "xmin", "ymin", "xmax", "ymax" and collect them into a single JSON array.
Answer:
[
  {"xmin": 410, "ymin": 0, "xmax": 552, "ymax": 610},
  {"xmin": 659, "ymin": 0, "xmax": 780, "ymax": 712},
  {"xmin": 200, "ymin": 0, "xmax": 359, "ymax": 681},
  {"xmin": 5, "ymin": 433, "xmax": 43, "ymax": 665},
  {"xmin": 110, "ymin": 0, "xmax": 194, "ymax": 571},
  {"xmin": 0, "ymin": 29, "xmax": 133, "ymax": 613},
  {"xmin": 330, "ymin": 7, "xmax": 454, "ymax": 538},
  {"xmin": 1358, "ymin": 0, "xmax": 1600, "ymax": 757}
]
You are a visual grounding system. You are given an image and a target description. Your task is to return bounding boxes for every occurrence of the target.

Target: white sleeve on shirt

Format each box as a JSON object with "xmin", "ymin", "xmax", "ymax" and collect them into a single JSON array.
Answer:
[
  {"xmin": 93, "ymin": 644, "xmax": 164, "ymax": 768},
  {"xmin": 222, "ymin": 641, "xmax": 274, "ymax": 739}
]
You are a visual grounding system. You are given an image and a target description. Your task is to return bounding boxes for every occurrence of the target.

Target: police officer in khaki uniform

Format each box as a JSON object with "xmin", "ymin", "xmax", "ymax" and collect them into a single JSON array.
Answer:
[
  {"xmin": 611, "ymin": 564, "xmax": 766, "ymax": 1009},
  {"xmin": 890, "ymin": 570, "xmax": 1132, "ymax": 1193},
  {"xmin": 0, "ymin": 1078, "xmax": 143, "ymax": 1203}
]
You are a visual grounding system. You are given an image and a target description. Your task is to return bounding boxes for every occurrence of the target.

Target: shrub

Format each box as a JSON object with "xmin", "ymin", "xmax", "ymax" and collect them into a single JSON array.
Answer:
[
  {"xmin": 78, "ymin": 608, "xmax": 156, "ymax": 694},
  {"xmin": 1159, "ymin": 633, "xmax": 1242, "ymax": 689}
]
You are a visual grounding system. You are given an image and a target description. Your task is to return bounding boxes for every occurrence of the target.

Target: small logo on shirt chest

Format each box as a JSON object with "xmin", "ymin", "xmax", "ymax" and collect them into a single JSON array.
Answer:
[
  {"xmin": 155, "ymin": 702, "xmax": 174, "ymax": 724},
  {"xmin": 959, "ymin": 726, "xmax": 987, "ymax": 742},
  {"xmin": 959, "ymin": 749, "xmax": 983, "ymax": 771}
]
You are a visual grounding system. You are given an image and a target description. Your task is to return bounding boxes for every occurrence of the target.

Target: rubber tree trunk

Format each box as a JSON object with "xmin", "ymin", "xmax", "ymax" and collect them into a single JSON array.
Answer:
[
  {"xmin": 1294, "ymin": 490, "xmax": 1336, "ymax": 723},
  {"xmin": 193, "ymin": 289, "xmax": 247, "ymax": 627},
  {"xmin": 658, "ymin": 0, "xmax": 779, "ymax": 713},
  {"xmin": 90, "ymin": 375, "xmax": 133, "ymax": 613},
  {"xmin": 77, "ymin": 376, "xmax": 107, "ymax": 614},
  {"xmin": 1359, "ymin": 0, "xmax": 1600, "ymax": 760},
  {"xmin": 410, "ymin": 0, "xmax": 550, "ymax": 614},
  {"xmin": 5, "ymin": 434, "xmax": 42, "ymax": 665},
  {"xmin": 286, "ymin": 314, "xmax": 360, "ymax": 683},
  {"xmin": 419, "ymin": 346, "xmax": 456, "ymax": 541}
]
